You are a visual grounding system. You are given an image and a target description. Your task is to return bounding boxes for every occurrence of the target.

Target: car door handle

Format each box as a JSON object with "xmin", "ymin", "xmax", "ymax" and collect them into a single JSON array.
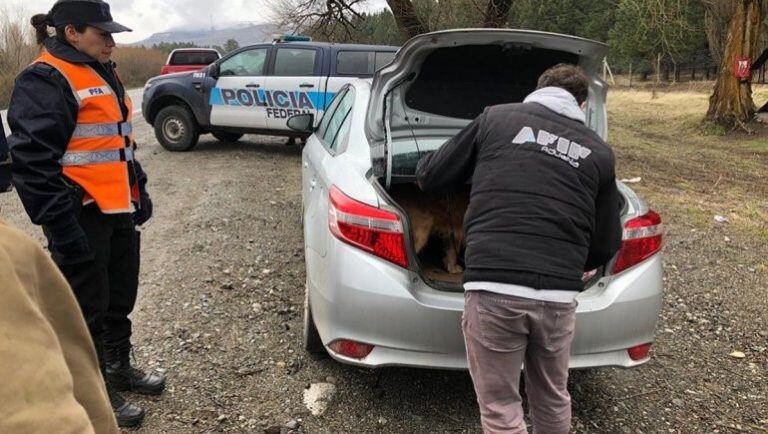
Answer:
[
  {"xmin": 299, "ymin": 83, "xmax": 315, "ymax": 88},
  {"xmin": 246, "ymin": 83, "xmax": 260, "ymax": 88}
]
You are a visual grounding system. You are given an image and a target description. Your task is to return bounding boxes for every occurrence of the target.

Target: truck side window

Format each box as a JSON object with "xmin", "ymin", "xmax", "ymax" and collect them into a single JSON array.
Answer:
[
  {"xmin": 337, "ymin": 51, "xmax": 374, "ymax": 75},
  {"xmin": 374, "ymin": 51, "xmax": 396, "ymax": 71},
  {"xmin": 219, "ymin": 48, "xmax": 268, "ymax": 76},
  {"xmin": 274, "ymin": 48, "xmax": 317, "ymax": 76}
]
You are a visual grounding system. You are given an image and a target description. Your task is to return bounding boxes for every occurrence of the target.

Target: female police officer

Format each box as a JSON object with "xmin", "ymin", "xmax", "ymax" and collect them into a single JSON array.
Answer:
[{"xmin": 7, "ymin": 0, "xmax": 163, "ymax": 427}]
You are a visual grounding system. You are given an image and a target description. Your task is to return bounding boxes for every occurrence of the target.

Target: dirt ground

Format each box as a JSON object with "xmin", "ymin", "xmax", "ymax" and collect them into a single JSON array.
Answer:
[{"xmin": 1, "ymin": 86, "xmax": 766, "ymax": 433}]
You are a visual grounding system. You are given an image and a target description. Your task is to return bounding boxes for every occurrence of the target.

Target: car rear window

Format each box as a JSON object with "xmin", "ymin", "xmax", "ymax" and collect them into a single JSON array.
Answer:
[
  {"xmin": 169, "ymin": 51, "xmax": 219, "ymax": 65},
  {"xmin": 336, "ymin": 51, "xmax": 396, "ymax": 75}
]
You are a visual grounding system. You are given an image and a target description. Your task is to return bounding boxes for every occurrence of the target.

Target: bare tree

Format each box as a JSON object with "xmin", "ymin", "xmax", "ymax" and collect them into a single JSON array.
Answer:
[
  {"xmin": 270, "ymin": 0, "xmax": 517, "ymax": 40},
  {"xmin": 270, "ymin": 0, "xmax": 366, "ymax": 39},
  {"xmin": 0, "ymin": 6, "xmax": 38, "ymax": 108},
  {"xmin": 483, "ymin": 0, "xmax": 513, "ymax": 27},
  {"xmin": 389, "ymin": 0, "xmax": 429, "ymax": 38},
  {"xmin": 706, "ymin": 0, "xmax": 765, "ymax": 127}
]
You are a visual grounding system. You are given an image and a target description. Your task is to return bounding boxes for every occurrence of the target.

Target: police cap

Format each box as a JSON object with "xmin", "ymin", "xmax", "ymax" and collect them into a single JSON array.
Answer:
[{"xmin": 48, "ymin": 0, "xmax": 132, "ymax": 33}]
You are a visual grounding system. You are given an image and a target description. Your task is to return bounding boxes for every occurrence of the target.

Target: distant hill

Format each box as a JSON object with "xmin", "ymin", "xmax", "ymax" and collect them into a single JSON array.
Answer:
[{"xmin": 133, "ymin": 23, "xmax": 279, "ymax": 48}]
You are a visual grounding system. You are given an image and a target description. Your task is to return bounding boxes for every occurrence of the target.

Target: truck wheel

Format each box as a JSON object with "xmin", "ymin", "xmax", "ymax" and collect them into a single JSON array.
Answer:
[
  {"xmin": 212, "ymin": 132, "xmax": 244, "ymax": 143},
  {"xmin": 154, "ymin": 105, "xmax": 200, "ymax": 152},
  {"xmin": 303, "ymin": 285, "xmax": 326, "ymax": 355}
]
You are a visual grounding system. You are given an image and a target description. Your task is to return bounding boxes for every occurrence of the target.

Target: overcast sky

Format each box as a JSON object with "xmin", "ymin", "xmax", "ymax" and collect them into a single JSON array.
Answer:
[{"xmin": 3, "ymin": 0, "xmax": 388, "ymax": 44}]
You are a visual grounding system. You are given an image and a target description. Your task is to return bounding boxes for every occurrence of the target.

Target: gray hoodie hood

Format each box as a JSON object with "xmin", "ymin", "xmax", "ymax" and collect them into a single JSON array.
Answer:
[{"xmin": 523, "ymin": 86, "xmax": 586, "ymax": 124}]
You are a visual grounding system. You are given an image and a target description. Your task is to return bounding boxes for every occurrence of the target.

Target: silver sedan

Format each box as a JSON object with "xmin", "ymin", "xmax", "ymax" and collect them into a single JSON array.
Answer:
[{"xmin": 290, "ymin": 29, "xmax": 663, "ymax": 370}]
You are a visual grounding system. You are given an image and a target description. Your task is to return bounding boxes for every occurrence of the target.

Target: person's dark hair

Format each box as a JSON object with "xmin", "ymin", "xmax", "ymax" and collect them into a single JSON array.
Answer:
[
  {"xmin": 30, "ymin": 14, "xmax": 50, "ymax": 44},
  {"xmin": 30, "ymin": 13, "xmax": 87, "ymax": 45},
  {"xmin": 536, "ymin": 63, "xmax": 590, "ymax": 105}
]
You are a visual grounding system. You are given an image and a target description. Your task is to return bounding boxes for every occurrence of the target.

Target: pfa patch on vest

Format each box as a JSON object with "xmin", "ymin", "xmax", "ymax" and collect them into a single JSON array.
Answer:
[{"xmin": 77, "ymin": 85, "xmax": 113, "ymax": 100}]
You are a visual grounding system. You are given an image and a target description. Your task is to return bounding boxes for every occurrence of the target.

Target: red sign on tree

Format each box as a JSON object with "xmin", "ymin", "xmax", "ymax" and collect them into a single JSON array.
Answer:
[{"xmin": 733, "ymin": 57, "xmax": 752, "ymax": 79}]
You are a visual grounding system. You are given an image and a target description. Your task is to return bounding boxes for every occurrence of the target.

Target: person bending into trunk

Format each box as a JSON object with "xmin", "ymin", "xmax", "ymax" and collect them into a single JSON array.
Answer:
[{"xmin": 416, "ymin": 64, "xmax": 622, "ymax": 434}]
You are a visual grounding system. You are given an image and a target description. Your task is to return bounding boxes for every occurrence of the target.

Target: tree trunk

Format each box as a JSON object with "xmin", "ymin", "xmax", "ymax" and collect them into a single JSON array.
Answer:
[
  {"xmin": 707, "ymin": 0, "xmax": 764, "ymax": 125},
  {"xmin": 386, "ymin": 0, "xmax": 428, "ymax": 38},
  {"xmin": 703, "ymin": 0, "xmax": 738, "ymax": 65},
  {"xmin": 483, "ymin": 0, "xmax": 514, "ymax": 28}
]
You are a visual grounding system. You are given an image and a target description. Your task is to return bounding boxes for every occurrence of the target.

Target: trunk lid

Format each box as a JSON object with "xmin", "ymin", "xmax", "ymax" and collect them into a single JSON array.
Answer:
[{"xmin": 365, "ymin": 29, "xmax": 609, "ymax": 184}]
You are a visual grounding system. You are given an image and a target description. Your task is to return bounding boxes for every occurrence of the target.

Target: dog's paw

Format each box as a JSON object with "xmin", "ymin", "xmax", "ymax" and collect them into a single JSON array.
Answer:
[{"xmin": 446, "ymin": 263, "xmax": 464, "ymax": 274}]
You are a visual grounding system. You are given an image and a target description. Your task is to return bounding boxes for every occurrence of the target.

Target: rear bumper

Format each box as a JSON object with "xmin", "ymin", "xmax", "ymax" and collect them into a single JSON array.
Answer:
[{"xmin": 309, "ymin": 238, "xmax": 663, "ymax": 370}]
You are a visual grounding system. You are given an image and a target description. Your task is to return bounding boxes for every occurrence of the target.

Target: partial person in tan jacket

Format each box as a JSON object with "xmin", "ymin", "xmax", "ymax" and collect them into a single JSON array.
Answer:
[{"xmin": 0, "ymin": 123, "xmax": 118, "ymax": 433}]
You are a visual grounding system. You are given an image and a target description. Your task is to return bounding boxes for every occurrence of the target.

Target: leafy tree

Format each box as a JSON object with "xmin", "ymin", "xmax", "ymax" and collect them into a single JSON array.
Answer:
[
  {"xmin": 223, "ymin": 39, "xmax": 240, "ymax": 53},
  {"xmin": 151, "ymin": 41, "xmax": 199, "ymax": 54},
  {"xmin": 608, "ymin": 0, "xmax": 706, "ymax": 73}
]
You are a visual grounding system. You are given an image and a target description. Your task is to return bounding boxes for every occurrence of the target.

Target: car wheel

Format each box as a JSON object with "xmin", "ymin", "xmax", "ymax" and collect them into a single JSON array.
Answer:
[
  {"xmin": 303, "ymin": 284, "xmax": 325, "ymax": 355},
  {"xmin": 212, "ymin": 132, "xmax": 243, "ymax": 143},
  {"xmin": 154, "ymin": 105, "xmax": 200, "ymax": 152}
]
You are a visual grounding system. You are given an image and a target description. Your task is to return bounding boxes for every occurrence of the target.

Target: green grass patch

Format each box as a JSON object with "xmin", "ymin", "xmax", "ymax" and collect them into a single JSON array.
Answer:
[{"xmin": 744, "ymin": 138, "xmax": 768, "ymax": 152}]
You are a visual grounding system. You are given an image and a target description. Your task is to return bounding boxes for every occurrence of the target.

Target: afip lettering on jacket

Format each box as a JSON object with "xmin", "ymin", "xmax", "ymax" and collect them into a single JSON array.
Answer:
[{"xmin": 512, "ymin": 126, "xmax": 592, "ymax": 168}]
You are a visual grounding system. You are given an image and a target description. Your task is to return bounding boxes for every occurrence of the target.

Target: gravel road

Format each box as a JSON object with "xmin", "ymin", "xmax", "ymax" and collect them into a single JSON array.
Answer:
[{"xmin": 1, "ymin": 107, "xmax": 765, "ymax": 433}]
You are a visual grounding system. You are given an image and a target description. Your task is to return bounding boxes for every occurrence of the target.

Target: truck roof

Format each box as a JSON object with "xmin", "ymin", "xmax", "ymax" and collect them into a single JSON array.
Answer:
[{"xmin": 241, "ymin": 41, "xmax": 399, "ymax": 52}]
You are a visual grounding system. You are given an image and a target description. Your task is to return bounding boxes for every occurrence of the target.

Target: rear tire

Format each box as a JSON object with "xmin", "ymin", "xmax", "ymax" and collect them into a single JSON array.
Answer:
[
  {"xmin": 212, "ymin": 132, "xmax": 243, "ymax": 143},
  {"xmin": 154, "ymin": 105, "xmax": 200, "ymax": 152},
  {"xmin": 303, "ymin": 285, "xmax": 325, "ymax": 354}
]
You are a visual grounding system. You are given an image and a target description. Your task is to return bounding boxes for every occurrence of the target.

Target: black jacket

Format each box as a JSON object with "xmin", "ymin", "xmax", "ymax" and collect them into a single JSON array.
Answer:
[
  {"xmin": 416, "ymin": 101, "xmax": 622, "ymax": 291},
  {"xmin": 7, "ymin": 38, "xmax": 148, "ymax": 243},
  {"xmin": 0, "ymin": 122, "xmax": 10, "ymax": 192}
]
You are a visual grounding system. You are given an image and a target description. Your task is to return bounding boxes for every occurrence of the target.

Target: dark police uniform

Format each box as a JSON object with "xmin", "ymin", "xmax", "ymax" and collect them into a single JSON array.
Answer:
[{"xmin": 7, "ymin": 1, "xmax": 162, "ymax": 426}]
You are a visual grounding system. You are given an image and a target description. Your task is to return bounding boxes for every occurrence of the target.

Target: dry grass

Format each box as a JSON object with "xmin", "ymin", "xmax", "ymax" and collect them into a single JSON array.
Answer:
[
  {"xmin": 112, "ymin": 46, "xmax": 166, "ymax": 87},
  {"xmin": 607, "ymin": 87, "xmax": 768, "ymax": 241}
]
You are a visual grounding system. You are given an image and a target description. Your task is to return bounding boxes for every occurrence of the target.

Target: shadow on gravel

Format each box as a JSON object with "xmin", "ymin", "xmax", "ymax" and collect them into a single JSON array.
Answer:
[
  {"xmin": 191, "ymin": 137, "xmax": 303, "ymax": 157},
  {"xmin": 311, "ymin": 356, "xmax": 622, "ymax": 431}
]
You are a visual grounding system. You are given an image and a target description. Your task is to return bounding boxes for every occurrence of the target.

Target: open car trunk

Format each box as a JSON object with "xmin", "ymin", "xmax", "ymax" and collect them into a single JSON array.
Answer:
[{"xmin": 367, "ymin": 29, "xmax": 610, "ymax": 287}]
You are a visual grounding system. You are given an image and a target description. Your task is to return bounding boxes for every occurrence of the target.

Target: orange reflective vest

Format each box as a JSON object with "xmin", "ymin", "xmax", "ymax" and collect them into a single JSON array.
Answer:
[{"xmin": 35, "ymin": 51, "xmax": 138, "ymax": 214}]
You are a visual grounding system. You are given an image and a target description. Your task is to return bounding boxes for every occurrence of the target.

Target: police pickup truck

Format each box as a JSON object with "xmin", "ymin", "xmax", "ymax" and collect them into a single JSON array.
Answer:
[{"xmin": 142, "ymin": 37, "xmax": 398, "ymax": 151}]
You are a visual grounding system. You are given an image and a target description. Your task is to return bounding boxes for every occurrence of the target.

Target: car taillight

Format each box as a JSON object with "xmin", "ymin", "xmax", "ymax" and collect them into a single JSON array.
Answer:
[
  {"xmin": 612, "ymin": 210, "xmax": 663, "ymax": 274},
  {"xmin": 627, "ymin": 343, "xmax": 652, "ymax": 361},
  {"xmin": 328, "ymin": 186, "xmax": 408, "ymax": 268},
  {"xmin": 328, "ymin": 339, "xmax": 375, "ymax": 359}
]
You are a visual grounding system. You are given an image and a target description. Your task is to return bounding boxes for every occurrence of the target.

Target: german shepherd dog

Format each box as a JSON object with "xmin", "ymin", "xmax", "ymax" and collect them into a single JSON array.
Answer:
[{"xmin": 392, "ymin": 184, "xmax": 470, "ymax": 274}]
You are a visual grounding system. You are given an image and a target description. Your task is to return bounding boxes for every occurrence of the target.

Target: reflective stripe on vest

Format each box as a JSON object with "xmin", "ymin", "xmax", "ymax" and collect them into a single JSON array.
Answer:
[
  {"xmin": 60, "ymin": 147, "xmax": 135, "ymax": 166},
  {"xmin": 71, "ymin": 121, "xmax": 133, "ymax": 138},
  {"xmin": 35, "ymin": 51, "xmax": 137, "ymax": 214}
]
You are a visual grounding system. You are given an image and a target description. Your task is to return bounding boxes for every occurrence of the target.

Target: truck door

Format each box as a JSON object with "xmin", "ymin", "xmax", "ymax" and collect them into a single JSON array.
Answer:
[
  {"xmin": 209, "ymin": 46, "xmax": 270, "ymax": 128},
  {"xmin": 263, "ymin": 46, "xmax": 323, "ymax": 131}
]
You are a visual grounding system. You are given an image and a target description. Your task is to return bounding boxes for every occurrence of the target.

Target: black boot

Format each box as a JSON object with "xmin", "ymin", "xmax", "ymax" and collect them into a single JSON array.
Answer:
[
  {"xmin": 108, "ymin": 383, "xmax": 145, "ymax": 427},
  {"xmin": 106, "ymin": 344, "xmax": 166, "ymax": 395}
]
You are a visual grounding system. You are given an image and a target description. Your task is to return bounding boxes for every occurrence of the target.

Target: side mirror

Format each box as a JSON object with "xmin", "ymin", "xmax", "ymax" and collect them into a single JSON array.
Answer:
[
  {"xmin": 287, "ymin": 113, "xmax": 315, "ymax": 134},
  {"xmin": 209, "ymin": 63, "xmax": 220, "ymax": 78}
]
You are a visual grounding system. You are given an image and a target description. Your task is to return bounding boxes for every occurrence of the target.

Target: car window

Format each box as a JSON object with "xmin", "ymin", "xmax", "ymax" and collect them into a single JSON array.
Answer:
[
  {"xmin": 329, "ymin": 109, "xmax": 353, "ymax": 152},
  {"xmin": 219, "ymin": 48, "xmax": 268, "ymax": 76},
  {"xmin": 273, "ymin": 48, "xmax": 317, "ymax": 76},
  {"xmin": 322, "ymin": 89, "xmax": 355, "ymax": 149},
  {"xmin": 375, "ymin": 51, "xmax": 396, "ymax": 71},
  {"xmin": 170, "ymin": 51, "xmax": 219, "ymax": 65},
  {"xmin": 337, "ymin": 51, "xmax": 374, "ymax": 75},
  {"xmin": 317, "ymin": 88, "xmax": 348, "ymax": 138}
]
